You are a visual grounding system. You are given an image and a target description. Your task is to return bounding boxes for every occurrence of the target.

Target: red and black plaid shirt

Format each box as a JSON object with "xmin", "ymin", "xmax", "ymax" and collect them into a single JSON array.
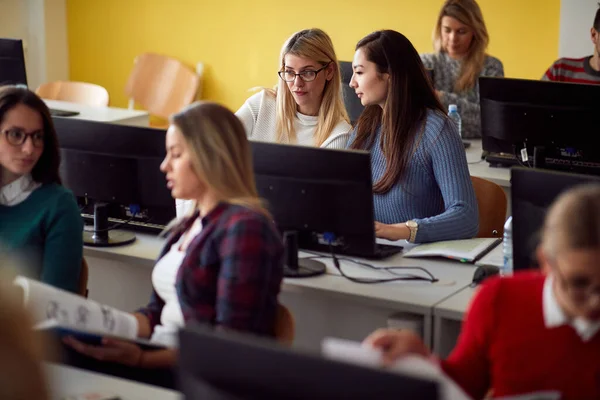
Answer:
[{"xmin": 137, "ymin": 202, "xmax": 283, "ymax": 337}]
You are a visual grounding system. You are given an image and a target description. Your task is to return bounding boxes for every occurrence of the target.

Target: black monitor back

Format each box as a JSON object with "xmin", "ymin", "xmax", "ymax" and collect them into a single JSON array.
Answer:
[
  {"xmin": 178, "ymin": 324, "xmax": 439, "ymax": 400},
  {"xmin": 53, "ymin": 117, "xmax": 175, "ymax": 228},
  {"xmin": 339, "ymin": 61, "xmax": 364, "ymax": 125},
  {"xmin": 480, "ymin": 77, "xmax": 600, "ymax": 171},
  {"xmin": 251, "ymin": 142, "xmax": 377, "ymax": 256},
  {"xmin": 511, "ymin": 167, "xmax": 600, "ymax": 270},
  {"xmin": 0, "ymin": 38, "xmax": 27, "ymax": 85}
]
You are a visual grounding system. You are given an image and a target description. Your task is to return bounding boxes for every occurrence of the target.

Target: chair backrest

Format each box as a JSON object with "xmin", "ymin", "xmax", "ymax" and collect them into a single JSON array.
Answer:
[
  {"xmin": 79, "ymin": 257, "xmax": 89, "ymax": 298},
  {"xmin": 36, "ymin": 81, "xmax": 109, "ymax": 107},
  {"xmin": 124, "ymin": 52, "xmax": 200, "ymax": 120},
  {"xmin": 339, "ymin": 61, "xmax": 364, "ymax": 125},
  {"xmin": 274, "ymin": 304, "xmax": 295, "ymax": 345},
  {"xmin": 471, "ymin": 176, "xmax": 507, "ymax": 238}
]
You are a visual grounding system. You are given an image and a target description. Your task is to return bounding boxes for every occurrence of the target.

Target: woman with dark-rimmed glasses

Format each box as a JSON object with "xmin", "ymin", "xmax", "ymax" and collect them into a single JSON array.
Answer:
[
  {"xmin": 0, "ymin": 85, "xmax": 82, "ymax": 293},
  {"xmin": 235, "ymin": 28, "xmax": 351, "ymax": 149}
]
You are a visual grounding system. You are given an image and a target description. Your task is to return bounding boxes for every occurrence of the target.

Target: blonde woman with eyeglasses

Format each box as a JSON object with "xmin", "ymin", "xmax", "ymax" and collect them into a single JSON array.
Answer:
[
  {"xmin": 0, "ymin": 85, "xmax": 83, "ymax": 293},
  {"xmin": 363, "ymin": 184, "xmax": 600, "ymax": 399},
  {"xmin": 236, "ymin": 28, "xmax": 351, "ymax": 149},
  {"xmin": 421, "ymin": 0, "xmax": 504, "ymax": 139}
]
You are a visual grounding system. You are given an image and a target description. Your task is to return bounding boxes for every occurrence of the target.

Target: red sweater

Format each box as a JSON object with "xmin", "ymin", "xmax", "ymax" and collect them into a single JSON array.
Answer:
[{"xmin": 441, "ymin": 272, "xmax": 600, "ymax": 400}]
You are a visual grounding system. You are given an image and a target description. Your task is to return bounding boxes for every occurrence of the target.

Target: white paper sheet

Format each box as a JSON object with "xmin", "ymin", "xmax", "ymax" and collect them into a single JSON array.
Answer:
[
  {"xmin": 321, "ymin": 337, "xmax": 472, "ymax": 400},
  {"xmin": 14, "ymin": 276, "xmax": 138, "ymax": 339}
]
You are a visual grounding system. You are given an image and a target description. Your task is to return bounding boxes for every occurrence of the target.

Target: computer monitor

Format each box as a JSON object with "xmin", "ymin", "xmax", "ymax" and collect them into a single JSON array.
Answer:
[
  {"xmin": 0, "ymin": 38, "xmax": 27, "ymax": 85},
  {"xmin": 480, "ymin": 77, "xmax": 600, "ymax": 176},
  {"xmin": 53, "ymin": 117, "xmax": 176, "ymax": 247},
  {"xmin": 251, "ymin": 142, "xmax": 402, "ymax": 275},
  {"xmin": 178, "ymin": 323, "xmax": 439, "ymax": 400},
  {"xmin": 511, "ymin": 167, "xmax": 600, "ymax": 270}
]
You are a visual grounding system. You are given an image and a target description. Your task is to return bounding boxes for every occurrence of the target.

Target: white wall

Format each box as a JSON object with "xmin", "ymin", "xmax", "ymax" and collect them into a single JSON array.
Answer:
[
  {"xmin": 0, "ymin": 0, "xmax": 69, "ymax": 90},
  {"xmin": 559, "ymin": 0, "xmax": 599, "ymax": 58}
]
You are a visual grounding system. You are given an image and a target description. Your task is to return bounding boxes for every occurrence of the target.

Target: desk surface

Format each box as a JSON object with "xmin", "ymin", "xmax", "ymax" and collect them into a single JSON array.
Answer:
[
  {"xmin": 433, "ymin": 285, "xmax": 476, "ymax": 321},
  {"xmin": 84, "ymin": 233, "xmax": 476, "ymax": 314},
  {"xmin": 466, "ymin": 140, "xmax": 511, "ymax": 187},
  {"xmin": 45, "ymin": 362, "xmax": 181, "ymax": 400},
  {"xmin": 44, "ymin": 99, "xmax": 150, "ymax": 126}
]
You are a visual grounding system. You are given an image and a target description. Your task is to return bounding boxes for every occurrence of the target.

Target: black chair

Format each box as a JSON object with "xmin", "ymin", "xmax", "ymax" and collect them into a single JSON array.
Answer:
[{"xmin": 339, "ymin": 61, "xmax": 365, "ymax": 125}]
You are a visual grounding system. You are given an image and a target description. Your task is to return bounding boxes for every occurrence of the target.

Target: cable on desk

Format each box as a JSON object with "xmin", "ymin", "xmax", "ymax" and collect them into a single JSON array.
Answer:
[{"xmin": 300, "ymin": 245, "xmax": 439, "ymax": 284}]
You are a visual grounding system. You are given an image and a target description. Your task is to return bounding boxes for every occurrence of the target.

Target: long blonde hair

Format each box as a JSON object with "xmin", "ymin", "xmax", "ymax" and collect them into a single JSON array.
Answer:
[
  {"xmin": 541, "ymin": 184, "xmax": 600, "ymax": 259},
  {"xmin": 433, "ymin": 0, "xmax": 489, "ymax": 93},
  {"xmin": 171, "ymin": 101, "xmax": 268, "ymax": 217},
  {"xmin": 272, "ymin": 28, "xmax": 349, "ymax": 146}
]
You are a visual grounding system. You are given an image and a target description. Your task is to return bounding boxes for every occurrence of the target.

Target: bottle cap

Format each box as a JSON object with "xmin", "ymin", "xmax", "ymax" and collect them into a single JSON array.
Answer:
[{"xmin": 448, "ymin": 104, "xmax": 457, "ymax": 112}]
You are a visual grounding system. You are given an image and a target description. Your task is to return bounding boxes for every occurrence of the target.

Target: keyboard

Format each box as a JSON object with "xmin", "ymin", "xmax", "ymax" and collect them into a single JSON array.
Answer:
[
  {"xmin": 485, "ymin": 152, "xmax": 520, "ymax": 168},
  {"xmin": 373, "ymin": 243, "xmax": 404, "ymax": 259},
  {"xmin": 82, "ymin": 214, "xmax": 165, "ymax": 236},
  {"xmin": 49, "ymin": 108, "xmax": 80, "ymax": 117}
]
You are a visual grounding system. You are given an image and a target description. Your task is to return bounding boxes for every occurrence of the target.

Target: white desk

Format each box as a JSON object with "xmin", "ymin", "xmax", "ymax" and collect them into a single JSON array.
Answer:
[
  {"xmin": 466, "ymin": 140, "xmax": 511, "ymax": 188},
  {"xmin": 46, "ymin": 362, "xmax": 181, "ymax": 400},
  {"xmin": 432, "ymin": 286, "xmax": 476, "ymax": 357},
  {"xmin": 83, "ymin": 233, "xmax": 476, "ymax": 351},
  {"xmin": 44, "ymin": 99, "xmax": 150, "ymax": 127}
]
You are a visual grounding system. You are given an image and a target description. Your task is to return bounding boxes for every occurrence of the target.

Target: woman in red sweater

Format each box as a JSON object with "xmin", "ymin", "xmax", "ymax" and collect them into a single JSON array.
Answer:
[{"xmin": 364, "ymin": 184, "xmax": 600, "ymax": 399}]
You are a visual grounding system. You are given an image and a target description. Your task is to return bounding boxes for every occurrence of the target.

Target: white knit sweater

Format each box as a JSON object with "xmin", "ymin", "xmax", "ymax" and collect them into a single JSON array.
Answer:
[{"xmin": 235, "ymin": 90, "xmax": 351, "ymax": 149}]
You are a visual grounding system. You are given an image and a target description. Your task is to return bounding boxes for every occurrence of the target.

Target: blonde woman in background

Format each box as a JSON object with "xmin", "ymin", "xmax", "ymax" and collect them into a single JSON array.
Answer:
[
  {"xmin": 236, "ymin": 28, "xmax": 351, "ymax": 149},
  {"xmin": 421, "ymin": 0, "xmax": 504, "ymax": 138},
  {"xmin": 63, "ymin": 102, "xmax": 284, "ymax": 389}
]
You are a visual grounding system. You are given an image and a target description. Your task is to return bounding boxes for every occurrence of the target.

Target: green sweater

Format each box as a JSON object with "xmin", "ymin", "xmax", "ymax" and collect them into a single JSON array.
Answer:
[{"xmin": 0, "ymin": 183, "xmax": 83, "ymax": 293}]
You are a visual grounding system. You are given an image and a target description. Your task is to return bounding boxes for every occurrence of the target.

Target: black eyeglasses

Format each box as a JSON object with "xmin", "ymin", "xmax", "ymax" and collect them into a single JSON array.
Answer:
[
  {"xmin": 278, "ymin": 62, "xmax": 331, "ymax": 82},
  {"xmin": 2, "ymin": 128, "xmax": 45, "ymax": 148},
  {"xmin": 552, "ymin": 258, "xmax": 600, "ymax": 305}
]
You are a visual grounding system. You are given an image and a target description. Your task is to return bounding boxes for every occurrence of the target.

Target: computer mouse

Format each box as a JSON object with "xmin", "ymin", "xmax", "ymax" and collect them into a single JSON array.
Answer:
[{"xmin": 472, "ymin": 265, "xmax": 500, "ymax": 285}]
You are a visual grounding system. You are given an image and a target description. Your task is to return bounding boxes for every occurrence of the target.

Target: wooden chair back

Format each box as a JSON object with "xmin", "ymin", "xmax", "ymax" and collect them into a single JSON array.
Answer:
[
  {"xmin": 274, "ymin": 304, "xmax": 295, "ymax": 345},
  {"xmin": 124, "ymin": 52, "xmax": 200, "ymax": 120},
  {"xmin": 36, "ymin": 81, "xmax": 109, "ymax": 107},
  {"xmin": 471, "ymin": 176, "xmax": 507, "ymax": 238}
]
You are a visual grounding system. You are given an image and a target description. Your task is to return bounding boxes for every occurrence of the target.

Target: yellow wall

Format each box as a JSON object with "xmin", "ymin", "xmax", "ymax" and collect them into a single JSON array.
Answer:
[{"xmin": 66, "ymin": 0, "xmax": 560, "ymax": 111}]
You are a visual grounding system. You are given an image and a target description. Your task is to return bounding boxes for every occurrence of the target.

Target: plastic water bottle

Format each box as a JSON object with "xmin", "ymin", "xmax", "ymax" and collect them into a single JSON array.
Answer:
[
  {"xmin": 502, "ymin": 216, "xmax": 513, "ymax": 275},
  {"xmin": 448, "ymin": 104, "xmax": 462, "ymax": 139}
]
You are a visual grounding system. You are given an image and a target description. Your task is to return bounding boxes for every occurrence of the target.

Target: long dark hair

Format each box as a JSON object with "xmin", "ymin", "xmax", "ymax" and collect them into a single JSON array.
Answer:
[
  {"xmin": 0, "ymin": 85, "xmax": 61, "ymax": 185},
  {"xmin": 350, "ymin": 30, "xmax": 444, "ymax": 194}
]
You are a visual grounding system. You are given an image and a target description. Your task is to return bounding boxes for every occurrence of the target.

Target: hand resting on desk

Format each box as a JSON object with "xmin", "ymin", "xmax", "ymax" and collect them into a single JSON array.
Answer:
[{"xmin": 363, "ymin": 328, "xmax": 430, "ymax": 366}]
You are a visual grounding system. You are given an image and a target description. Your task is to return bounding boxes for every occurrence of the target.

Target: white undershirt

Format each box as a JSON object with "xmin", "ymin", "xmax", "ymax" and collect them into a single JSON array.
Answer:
[
  {"xmin": 150, "ymin": 216, "xmax": 203, "ymax": 347},
  {"xmin": 0, "ymin": 174, "xmax": 41, "ymax": 206},
  {"xmin": 235, "ymin": 90, "xmax": 351, "ymax": 149}
]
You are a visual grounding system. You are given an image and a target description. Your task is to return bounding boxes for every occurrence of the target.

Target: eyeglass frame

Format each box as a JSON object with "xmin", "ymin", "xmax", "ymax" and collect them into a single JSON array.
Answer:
[
  {"xmin": 278, "ymin": 62, "xmax": 331, "ymax": 83},
  {"xmin": 1, "ymin": 128, "xmax": 45, "ymax": 148},
  {"xmin": 551, "ymin": 256, "xmax": 600, "ymax": 305}
]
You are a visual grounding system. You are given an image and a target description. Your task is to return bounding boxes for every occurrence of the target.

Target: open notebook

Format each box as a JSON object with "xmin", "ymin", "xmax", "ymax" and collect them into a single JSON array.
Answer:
[
  {"xmin": 15, "ymin": 276, "xmax": 165, "ymax": 350},
  {"xmin": 402, "ymin": 238, "xmax": 501, "ymax": 263}
]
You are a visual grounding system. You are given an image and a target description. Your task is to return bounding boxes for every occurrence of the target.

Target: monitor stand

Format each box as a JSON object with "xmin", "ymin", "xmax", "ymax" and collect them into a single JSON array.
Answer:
[
  {"xmin": 283, "ymin": 231, "xmax": 325, "ymax": 278},
  {"xmin": 83, "ymin": 202, "xmax": 136, "ymax": 247}
]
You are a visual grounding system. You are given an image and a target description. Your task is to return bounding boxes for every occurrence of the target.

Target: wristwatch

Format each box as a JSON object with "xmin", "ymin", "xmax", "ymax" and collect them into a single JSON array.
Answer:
[{"xmin": 406, "ymin": 220, "xmax": 419, "ymax": 243}]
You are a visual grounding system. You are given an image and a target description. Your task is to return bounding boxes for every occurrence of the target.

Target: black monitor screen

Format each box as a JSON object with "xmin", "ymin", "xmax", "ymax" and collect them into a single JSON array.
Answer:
[
  {"xmin": 53, "ymin": 117, "xmax": 175, "ymax": 235},
  {"xmin": 251, "ymin": 142, "xmax": 388, "ymax": 258},
  {"xmin": 178, "ymin": 324, "xmax": 439, "ymax": 400},
  {"xmin": 480, "ymin": 77, "xmax": 600, "ymax": 175},
  {"xmin": 511, "ymin": 167, "xmax": 600, "ymax": 270},
  {"xmin": 0, "ymin": 38, "xmax": 27, "ymax": 85}
]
